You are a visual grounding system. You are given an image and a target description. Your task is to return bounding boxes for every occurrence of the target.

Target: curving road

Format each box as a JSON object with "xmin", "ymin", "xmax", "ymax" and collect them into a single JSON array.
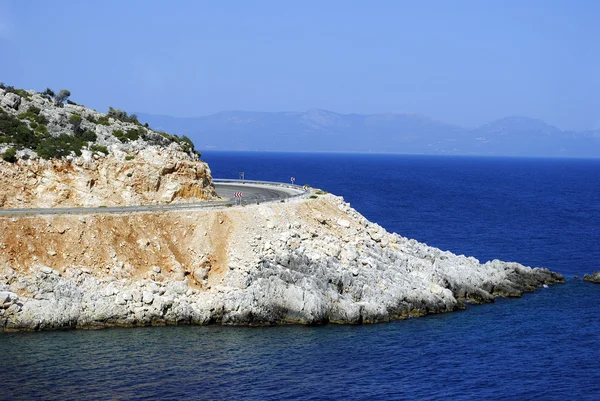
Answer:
[
  {"xmin": 0, "ymin": 181, "xmax": 305, "ymax": 217},
  {"xmin": 214, "ymin": 182, "xmax": 300, "ymax": 203}
]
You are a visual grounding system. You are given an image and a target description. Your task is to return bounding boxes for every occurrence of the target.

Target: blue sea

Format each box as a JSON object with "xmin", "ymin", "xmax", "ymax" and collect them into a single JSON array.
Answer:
[{"xmin": 2, "ymin": 152, "xmax": 600, "ymax": 400}]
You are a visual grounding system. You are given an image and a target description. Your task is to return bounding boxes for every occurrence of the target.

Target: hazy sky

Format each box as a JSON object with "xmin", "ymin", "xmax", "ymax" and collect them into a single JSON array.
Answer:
[{"xmin": 1, "ymin": 0, "xmax": 599, "ymax": 130}]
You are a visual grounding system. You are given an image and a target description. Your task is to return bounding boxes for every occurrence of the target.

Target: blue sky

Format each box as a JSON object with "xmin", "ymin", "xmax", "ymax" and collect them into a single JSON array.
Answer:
[{"xmin": 0, "ymin": 0, "xmax": 598, "ymax": 130}]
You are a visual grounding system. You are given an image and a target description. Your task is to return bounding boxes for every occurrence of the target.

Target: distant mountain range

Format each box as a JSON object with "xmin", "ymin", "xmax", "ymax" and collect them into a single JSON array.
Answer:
[{"xmin": 136, "ymin": 109, "xmax": 600, "ymax": 157}]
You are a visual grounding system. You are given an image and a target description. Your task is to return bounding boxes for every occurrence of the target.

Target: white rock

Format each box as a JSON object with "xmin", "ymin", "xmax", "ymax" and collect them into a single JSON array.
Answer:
[
  {"xmin": 0, "ymin": 291, "xmax": 17, "ymax": 307},
  {"xmin": 148, "ymin": 282, "xmax": 160, "ymax": 294},
  {"xmin": 142, "ymin": 291, "xmax": 154, "ymax": 304},
  {"xmin": 115, "ymin": 295, "xmax": 127, "ymax": 305},
  {"xmin": 337, "ymin": 219, "xmax": 351, "ymax": 228}
]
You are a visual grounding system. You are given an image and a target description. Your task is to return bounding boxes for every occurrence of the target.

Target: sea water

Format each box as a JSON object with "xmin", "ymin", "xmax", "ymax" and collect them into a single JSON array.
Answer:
[{"xmin": 1, "ymin": 153, "xmax": 599, "ymax": 400}]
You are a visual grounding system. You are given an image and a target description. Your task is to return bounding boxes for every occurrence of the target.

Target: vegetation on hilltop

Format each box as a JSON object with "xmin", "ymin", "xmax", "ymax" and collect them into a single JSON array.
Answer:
[{"xmin": 0, "ymin": 85, "xmax": 201, "ymax": 161}]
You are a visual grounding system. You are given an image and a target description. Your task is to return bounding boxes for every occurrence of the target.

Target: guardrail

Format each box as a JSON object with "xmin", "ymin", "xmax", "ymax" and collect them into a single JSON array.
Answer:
[{"xmin": 0, "ymin": 179, "xmax": 309, "ymax": 216}]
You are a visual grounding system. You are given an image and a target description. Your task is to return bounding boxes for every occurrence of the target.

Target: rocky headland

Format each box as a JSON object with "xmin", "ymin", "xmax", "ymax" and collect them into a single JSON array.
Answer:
[
  {"xmin": 0, "ymin": 193, "xmax": 563, "ymax": 331},
  {"xmin": 0, "ymin": 85, "xmax": 564, "ymax": 331}
]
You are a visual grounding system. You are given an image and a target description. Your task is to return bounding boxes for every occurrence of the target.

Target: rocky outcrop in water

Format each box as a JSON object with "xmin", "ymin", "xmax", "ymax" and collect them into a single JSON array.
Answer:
[
  {"xmin": 0, "ymin": 194, "xmax": 563, "ymax": 331},
  {"xmin": 583, "ymin": 271, "xmax": 600, "ymax": 284}
]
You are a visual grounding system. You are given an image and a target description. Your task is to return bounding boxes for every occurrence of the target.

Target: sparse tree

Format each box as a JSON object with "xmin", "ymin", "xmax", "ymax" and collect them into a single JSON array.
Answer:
[{"xmin": 54, "ymin": 89, "xmax": 71, "ymax": 106}]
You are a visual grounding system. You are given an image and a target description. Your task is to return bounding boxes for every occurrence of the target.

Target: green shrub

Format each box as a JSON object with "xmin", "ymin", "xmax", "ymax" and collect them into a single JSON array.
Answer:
[
  {"xmin": 113, "ymin": 127, "xmax": 144, "ymax": 142},
  {"xmin": 107, "ymin": 107, "xmax": 139, "ymax": 124},
  {"xmin": 69, "ymin": 113, "xmax": 84, "ymax": 135},
  {"xmin": 126, "ymin": 172, "xmax": 133, "ymax": 177},
  {"xmin": 2, "ymin": 147, "xmax": 17, "ymax": 163},
  {"xmin": 309, "ymin": 195, "xmax": 318, "ymax": 199},
  {"xmin": 113, "ymin": 129, "xmax": 124, "ymax": 140},
  {"xmin": 315, "ymin": 189, "xmax": 328, "ymax": 195},
  {"xmin": 0, "ymin": 109, "xmax": 38, "ymax": 148},
  {"xmin": 34, "ymin": 124, "xmax": 50, "ymax": 137},
  {"xmin": 36, "ymin": 134, "xmax": 84, "ymax": 159},
  {"xmin": 90, "ymin": 144, "xmax": 109, "ymax": 154},
  {"xmin": 97, "ymin": 115, "xmax": 110, "ymax": 126},
  {"xmin": 18, "ymin": 106, "xmax": 48, "ymax": 126},
  {"xmin": 4, "ymin": 86, "xmax": 32, "ymax": 100},
  {"xmin": 86, "ymin": 115, "xmax": 98, "ymax": 124},
  {"xmin": 77, "ymin": 130, "xmax": 97, "ymax": 142},
  {"xmin": 69, "ymin": 113, "xmax": 82, "ymax": 127},
  {"xmin": 127, "ymin": 127, "xmax": 144, "ymax": 141},
  {"xmin": 125, "ymin": 155, "xmax": 135, "ymax": 161}
]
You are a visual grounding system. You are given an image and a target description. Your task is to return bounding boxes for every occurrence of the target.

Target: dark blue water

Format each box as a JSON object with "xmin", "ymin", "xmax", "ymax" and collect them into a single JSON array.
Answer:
[{"xmin": 2, "ymin": 152, "xmax": 600, "ymax": 400}]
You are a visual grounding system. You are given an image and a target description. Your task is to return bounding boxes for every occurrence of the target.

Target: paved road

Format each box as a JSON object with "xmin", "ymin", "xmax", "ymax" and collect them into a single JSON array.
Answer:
[
  {"xmin": 0, "ymin": 182, "xmax": 304, "ymax": 217},
  {"xmin": 214, "ymin": 182, "xmax": 300, "ymax": 203}
]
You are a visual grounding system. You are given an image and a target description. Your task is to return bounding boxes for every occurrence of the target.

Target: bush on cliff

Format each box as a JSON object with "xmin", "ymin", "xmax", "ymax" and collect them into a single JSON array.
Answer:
[
  {"xmin": 90, "ymin": 144, "xmax": 109, "ymax": 155},
  {"xmin": 69, "ymin": 114, "xmax": 83, "ymax": 133},
  {"xmin": 113, "ymin": 127, "xmax": 144, "ymax": 143},
  {"xmin": 107, "ymin": 107, "xmax": 140, "ymax": 125},
  {"xmin": 0, "ymin": 109, "xmax": 38, "ymax": 148},
  {"xmin": 4, "ymin": 86, "xmax": 32, "ymax": 100},
  {"xmin": 36, "ymin": 134, "xmax": 89, "ymax": 159},
  {"xmin": 2, "ymin": 147, "xmax": 17, "ymax": 163},
  {"xmin": 97, "ymin": 115, "xmax": 110, "ymax": 126}
]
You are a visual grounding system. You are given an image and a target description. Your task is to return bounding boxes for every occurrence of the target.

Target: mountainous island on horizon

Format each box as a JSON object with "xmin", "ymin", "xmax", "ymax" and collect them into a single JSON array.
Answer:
[{"xmin": 137, "ymin": 109, "xmax": 600, "ymax": 158}]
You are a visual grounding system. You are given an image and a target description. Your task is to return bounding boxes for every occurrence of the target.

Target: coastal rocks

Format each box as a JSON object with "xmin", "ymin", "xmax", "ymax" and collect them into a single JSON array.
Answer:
[
  {"xmin": 0, "ymin": 146, "xmax": 217, "ymax": 208},
  {"xmin": 0, "ymin": 291, "xmax": 18, "ymax": 308},
  {"xmin": 583, "ymin": 271, "xmax": 600, "ymax": 284},
  {"xmin": 0, "ymin": 194, "xmax": 564, "ymax": 331}
]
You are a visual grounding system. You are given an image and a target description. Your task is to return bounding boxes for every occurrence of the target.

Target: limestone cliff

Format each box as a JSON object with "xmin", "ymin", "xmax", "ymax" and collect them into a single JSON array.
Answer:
[
  {"xmin": 0, "ymin": 147, "xmax": 216, "ymax": 208},
  {"xmin": 0, "ymin": 87, "xmax": 217, "ymax": 207},
  {"xmin": 0, "ymin": 194, "xmax": 563, "ymax": 330}
]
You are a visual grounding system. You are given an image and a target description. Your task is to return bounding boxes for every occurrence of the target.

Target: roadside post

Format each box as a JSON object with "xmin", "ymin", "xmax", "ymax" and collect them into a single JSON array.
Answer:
[
  {"xmin": 233, "ymin": 191, "xmax": 243, "ymax": 205},
  {"xmin": 239, "ymin": 172, "xmax": 245, "ymax": 183},
  {"xmin": 291, "ymin": 176, "xmax": 295, "ymax": 185}
]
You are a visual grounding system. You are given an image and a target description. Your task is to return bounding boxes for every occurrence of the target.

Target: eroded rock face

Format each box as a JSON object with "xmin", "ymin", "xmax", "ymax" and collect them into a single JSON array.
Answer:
[
  {"xmin": 1, "ymin": 92, "xmax": 21, "ymax": 110},
  {"xmin": 0, "ymin": 146, "xmax": 217, "ymax": 207},
  {"xmin": 0, "ymin": 194, "xmax": 564, "ymax": 331},
  {"xmin": 0, "ymin": 88, "xmax": 217, "ymax": 207}
]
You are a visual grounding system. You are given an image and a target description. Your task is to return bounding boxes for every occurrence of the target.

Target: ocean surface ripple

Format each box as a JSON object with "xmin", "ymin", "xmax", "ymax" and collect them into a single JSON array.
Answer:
[{"xmin": 2, "ymin": 153, "xmax": 599, "ymax": 400}]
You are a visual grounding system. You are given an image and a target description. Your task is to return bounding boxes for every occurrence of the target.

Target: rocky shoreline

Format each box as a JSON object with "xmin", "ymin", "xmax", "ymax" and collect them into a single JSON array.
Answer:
[{"xmin": 0, "ymin": 194, "xmax": 564, "ymax": 331}]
